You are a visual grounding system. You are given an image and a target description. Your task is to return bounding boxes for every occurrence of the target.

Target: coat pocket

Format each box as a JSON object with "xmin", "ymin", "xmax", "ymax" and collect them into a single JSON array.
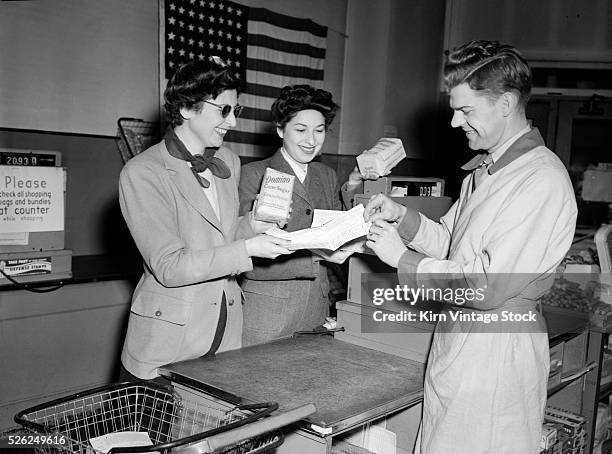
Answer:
[
  {"xmin": 130, "ymin": 290, "xmax": 190, "ymax": 325},
  {"xmin": 125, "ymin": 291, "xmax": 191, "ymax": 366}
]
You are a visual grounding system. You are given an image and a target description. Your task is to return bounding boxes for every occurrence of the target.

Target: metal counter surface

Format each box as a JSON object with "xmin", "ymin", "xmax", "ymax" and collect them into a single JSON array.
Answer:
[{"xmin": 161, "ymin": 336, "xmax": 424, "ymax": 433}]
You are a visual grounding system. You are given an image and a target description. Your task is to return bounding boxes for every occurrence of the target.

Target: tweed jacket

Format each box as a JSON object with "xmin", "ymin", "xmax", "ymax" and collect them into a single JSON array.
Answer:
[
  {"xmin": 238, "ymin": 150, "xmax": 355, "ymax": 344},
  {"xmin": 119, "ymin": 140, "xmax": 254, "ymax": 379}
]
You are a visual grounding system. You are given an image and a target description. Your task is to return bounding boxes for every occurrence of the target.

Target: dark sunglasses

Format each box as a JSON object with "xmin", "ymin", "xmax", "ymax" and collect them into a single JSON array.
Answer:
[{"xmin": 204, "ymin": 100, "xmax": 243, "ymax": 118}]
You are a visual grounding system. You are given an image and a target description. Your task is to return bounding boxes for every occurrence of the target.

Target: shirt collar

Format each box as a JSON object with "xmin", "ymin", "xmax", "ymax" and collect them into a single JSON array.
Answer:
[
  {"xmin": 280, "ymin": 147, "xmax": 308, "ymax": 183},
  {"xmin": 461, "ymin": 127, "xmax": 545, "ymax": 174}
]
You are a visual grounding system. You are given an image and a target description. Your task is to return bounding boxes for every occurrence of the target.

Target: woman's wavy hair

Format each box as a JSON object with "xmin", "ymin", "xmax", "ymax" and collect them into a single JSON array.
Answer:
[
  {"xmin": 271, "ymin": 85, "xmax": 339, "ymax": 130},
  {"xmin": 443, "ymin": 40, "xmax": 532, "ymax": 107},
  {"xmin": 164, "ymin": 57, "xmax": 243, "ymax": 127}
]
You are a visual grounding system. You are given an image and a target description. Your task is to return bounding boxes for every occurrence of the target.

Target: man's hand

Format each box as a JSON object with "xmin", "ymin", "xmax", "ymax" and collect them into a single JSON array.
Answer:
[
  {"xmin": 366, "ymin": 220, "xmax": 407, "ymax": 268},
  {"xmin": 364, "ymin": 194, "xmax": 407, "ymax": 224}
]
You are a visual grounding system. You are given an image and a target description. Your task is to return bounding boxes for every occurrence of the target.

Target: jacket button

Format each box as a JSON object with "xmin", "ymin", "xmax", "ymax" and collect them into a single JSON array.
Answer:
[
  {"xmin": 228, "ymin": 298, "xmax": 234, "ymax": 306},
  {"xmin": 305, "ymin": 208, "xmax": 312, "ymax": 215},
  {"xmin": 155, "ymin": 310, "xmax": 162, "ymax": 317}
]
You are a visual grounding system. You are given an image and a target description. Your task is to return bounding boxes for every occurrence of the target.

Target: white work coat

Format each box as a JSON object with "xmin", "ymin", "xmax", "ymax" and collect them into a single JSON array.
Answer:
[{"xmin": 399, "ymin": 129, "xmax": 577, "ymax": 454}]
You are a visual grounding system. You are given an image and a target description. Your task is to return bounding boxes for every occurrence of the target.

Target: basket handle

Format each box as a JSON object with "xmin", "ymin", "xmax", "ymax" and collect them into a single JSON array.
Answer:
[{"xmin": 190, "ymin": 403, "xmax": 316, "ymax": 453}]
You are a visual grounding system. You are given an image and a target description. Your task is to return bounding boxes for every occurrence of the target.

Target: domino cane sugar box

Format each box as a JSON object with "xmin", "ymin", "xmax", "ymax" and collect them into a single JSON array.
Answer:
[
  {"xmin": 254, "ymin": 168, "xmax": 295, "ymax": 223},
  {"xmin": 356, "ymin": 138, "xmax": 406, "ymax": 177}
]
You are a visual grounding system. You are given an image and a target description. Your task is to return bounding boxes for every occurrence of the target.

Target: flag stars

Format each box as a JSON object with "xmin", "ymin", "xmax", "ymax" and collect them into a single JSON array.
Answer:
[
  {"xmin": 209, "ymin": 42, "xmax": 215, "ymax": 49},
  {"xmin": 169, "ymin": 3, "xmax": 176, "ymax": 10},
  {"xmin": 219, "ymin": 3, "xmax": 224, "ymax": 10},
  {"xmin": 236, "ymin": 36, "xmax": 241, "ymax": 43},
  {"xmin": 217, "ymin": 30, "xmax": 223, "ymax": 37},
  {"xmin": 168, "ymin": 17, "xmax": 176, "ymax": 25},
  {"xmin": 190, "ymin": 0, "xmax": 195, "ymax": 3},
  {"xmin": 179, "ymin": 36, "xmax": 185, "ymax": 42},
  {"xmin": 198, "ymin": 53, "xmax": 205, "ymax": 60},
  {"xmin": 199, "ymin": 0, "xmax": 205, "ymax": 6},
  {"xmin": 236, "ymin": 23, "xmax": 242, "ymax": 29},
  {"xmin": 198, "ymin": 13, "xmax": 204, "ymax": 20},
  {"xmin": 188, "ymin": 24, "xmax": 194, "ymax": 31},
  {"xmin": 188, "ymin": 38, "xmax": 195, "ymax": 45},
  {"xmin": 235, "ymin": 48, "xmax": 241, "ymax": 54},
  {"xmin": 168, "ymin": 32, "xmax": 176, "ymax": 40},
  {"xmin": 179, "ymin": 21, "xmax": 184, "ymax": 27},
  {"xmin": 178, "ymin": 6, "xmax": 184, "ymax": 14},
  {"xmin": 189, "ymin": 52, "xmax": 195, "ymax": 59},
  {"xmin": 217, "ymin": 43, "xmax": 222, "ymax": 50},
  {"xmin": 227, "ymin": 6, "xmax": 233, "ymax": 13},
  {"xmin": 168, "ymin": 46, "xmax": 175, "ymax": 54},
  {"xmin": 198, "ymin": 40, "xmax": 204, "ymax": 47},
  {"xmin": 236, "ymin": 9, "xmax": 242, "ymax": 16},
  {"xmin": 188, "ymin": 10, "xmax": 195, "ymax": 17},
  {"xmin": 198, "ymin": 26, "xmax": 204, "ymax": 33},
  {"xmin": 227, "ymin": 19, "xmax": 233, "ymax": 26},
  {"xmin": 226, "ymin": 32, "xmax": 232, "ymax": 39},
  {"xmin": 179, "ymin": 49, "xmax": 185, "ymax": 56},
  {"xmin": 209, "ymin": 1, "xmax": 215, "ymax": 8},
  {"xmin": 209, "ymin": 15, "xmax": 215, "ymax": 22},
  {"xmin": 226, "ymin": 45, "xmax": 232, "ymax": 53},
  {"xmin": 208, "ymin": 28, "xmax": 214, "ymax": 35},
  {"xmin": 219, "ymin": 17, "xmax": 224, "ymax": 24}
]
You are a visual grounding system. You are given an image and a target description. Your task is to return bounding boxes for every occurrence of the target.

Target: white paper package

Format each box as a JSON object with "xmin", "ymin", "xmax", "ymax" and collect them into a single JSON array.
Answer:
[
  {"xmin": 253, "ymin": 168, "xmax": 295, "ymax": 224},
  {"xmin": 356, "ymin": 138, "xmax": 406, "ymax": 177}
]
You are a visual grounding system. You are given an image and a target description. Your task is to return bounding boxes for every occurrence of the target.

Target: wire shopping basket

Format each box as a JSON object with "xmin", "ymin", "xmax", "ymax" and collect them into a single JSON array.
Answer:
[{"xmin": 14, "ymin": 382, "xmax": 315, "ymax": 454}]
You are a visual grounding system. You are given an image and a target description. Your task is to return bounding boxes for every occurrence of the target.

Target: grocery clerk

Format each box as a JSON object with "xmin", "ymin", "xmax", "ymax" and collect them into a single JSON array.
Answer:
[{"xmin": 364, "ymin": 40, "xmax": 577, "ymax": 453}]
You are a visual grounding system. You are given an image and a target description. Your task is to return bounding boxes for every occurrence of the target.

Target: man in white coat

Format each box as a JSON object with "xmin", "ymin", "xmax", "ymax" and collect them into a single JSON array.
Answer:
[{"xmin": 364, "ymin": 40, "xmax": 577, "ymax": 453}]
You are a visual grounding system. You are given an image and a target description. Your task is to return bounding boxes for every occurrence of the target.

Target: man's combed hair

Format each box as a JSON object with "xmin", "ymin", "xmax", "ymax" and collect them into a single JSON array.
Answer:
[
  {"xmin": 271, "ymin": 85, "xmax": 339, "ymax": 130},
  {"xmin": 443, "ymin": 40, "xmax": 532, "ymax": 107},
  {"xmin": 164, "ymin": 58, "xmax": 243, "ymax": 127}
]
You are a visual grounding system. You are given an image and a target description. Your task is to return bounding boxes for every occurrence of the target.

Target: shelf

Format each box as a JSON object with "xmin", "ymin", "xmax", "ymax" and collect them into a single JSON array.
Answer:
[
  {"xmin": 599, "ymin": 381, "xmax": 612, "ymax": 402},
  {"xmin": 547, "ymin": 362, "xmax": 598, "ymax": 397}
]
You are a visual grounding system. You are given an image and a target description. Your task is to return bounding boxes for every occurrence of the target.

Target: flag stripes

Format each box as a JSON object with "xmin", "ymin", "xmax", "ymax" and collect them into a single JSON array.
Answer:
[{"xmin": 163, "ymin": 0, "xmax": 327, "ymax": 157}]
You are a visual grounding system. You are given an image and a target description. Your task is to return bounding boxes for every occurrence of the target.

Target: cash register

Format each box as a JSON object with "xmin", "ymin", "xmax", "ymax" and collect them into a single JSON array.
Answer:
[{"xmin": 335, "ymin": 176, "xmax": 453, "ymax": 362}]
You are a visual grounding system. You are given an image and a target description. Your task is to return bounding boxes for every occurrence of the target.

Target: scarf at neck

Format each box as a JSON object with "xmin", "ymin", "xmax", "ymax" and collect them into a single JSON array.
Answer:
[{"xmin": 164, "ymin": 128, "xmax": 230, "ymax": 188}]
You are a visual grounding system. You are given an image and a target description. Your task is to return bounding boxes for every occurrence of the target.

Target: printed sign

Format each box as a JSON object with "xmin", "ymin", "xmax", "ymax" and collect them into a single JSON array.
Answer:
[
  {"xmin": 0, "ymin": 257, "xmax": 52, "ymax": 278},
  {"xmin": 0, "ymin": 166, "xmax": 64, "ymax": 233}
]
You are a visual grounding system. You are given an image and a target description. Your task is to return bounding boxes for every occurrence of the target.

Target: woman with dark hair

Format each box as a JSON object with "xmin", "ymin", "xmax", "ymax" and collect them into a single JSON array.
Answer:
[
  {"xmin": 238, "ymin": 84, "xmax": 366, "ymax": 346},
  {"xmin": 118, "ymin": 58, "xmax": 291, "ymax": 381}
]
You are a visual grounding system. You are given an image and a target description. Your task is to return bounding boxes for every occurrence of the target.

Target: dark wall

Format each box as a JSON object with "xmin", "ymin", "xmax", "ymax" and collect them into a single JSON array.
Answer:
[{"xmin": 0, "ymin": 129, "xmax": 136, "ymax": 258}]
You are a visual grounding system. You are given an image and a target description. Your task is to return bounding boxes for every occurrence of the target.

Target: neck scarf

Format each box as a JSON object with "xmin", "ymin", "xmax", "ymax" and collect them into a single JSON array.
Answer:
[{"xmin": 164, "ymin": 128, "xmax": 230, "ymax": 188}]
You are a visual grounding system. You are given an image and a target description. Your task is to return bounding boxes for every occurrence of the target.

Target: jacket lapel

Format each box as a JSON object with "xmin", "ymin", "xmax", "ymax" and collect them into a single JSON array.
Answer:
[
  {"xmin": 160, "ymin": 143, "xmax": 223, "ymax": 233},
  {"xmin": 268, "ymin": 150, "xmax": 312, "ymax": 207},
  {"xmin": 214, "ymin": 148, "xmax": 236, "ymax": 237}
]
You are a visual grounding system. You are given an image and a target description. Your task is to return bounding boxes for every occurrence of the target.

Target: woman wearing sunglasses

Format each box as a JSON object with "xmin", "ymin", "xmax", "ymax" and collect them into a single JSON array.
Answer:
[
  {"xmin": 238, "ymin": 84, "xmax": 368, "ymax": 346},
  {"xmin": 117, "ymin": 58, "xmax": 292, "ymax": 381}
]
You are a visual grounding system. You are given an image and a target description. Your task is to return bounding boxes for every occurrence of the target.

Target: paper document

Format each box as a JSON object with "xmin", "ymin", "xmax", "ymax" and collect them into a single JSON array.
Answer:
[
  {"xmin": 312, "ymin": 209, "xmax": 372, "ymax": 254},
  {"xmin": 266, "ymin": 205, "xmax": 370, "ymax": 251},
  {"xmin": 88, "ymin": 432, "xmax": 158, "ymax": 454}
]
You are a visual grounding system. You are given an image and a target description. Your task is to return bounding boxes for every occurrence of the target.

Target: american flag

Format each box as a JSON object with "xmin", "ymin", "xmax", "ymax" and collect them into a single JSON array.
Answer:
[{"xmin": 163, "ymin": 0, "xmax": 328, "ymax": 157}]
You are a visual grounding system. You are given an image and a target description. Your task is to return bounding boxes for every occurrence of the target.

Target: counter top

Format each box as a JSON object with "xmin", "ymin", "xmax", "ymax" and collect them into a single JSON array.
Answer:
[
  {"xmin": 0, "ymin": 254, "xmax": 141, "ymax": 291},
  {"xmin": 161, "ymin": 336, "xmax": 425, "ymax": 434}
]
